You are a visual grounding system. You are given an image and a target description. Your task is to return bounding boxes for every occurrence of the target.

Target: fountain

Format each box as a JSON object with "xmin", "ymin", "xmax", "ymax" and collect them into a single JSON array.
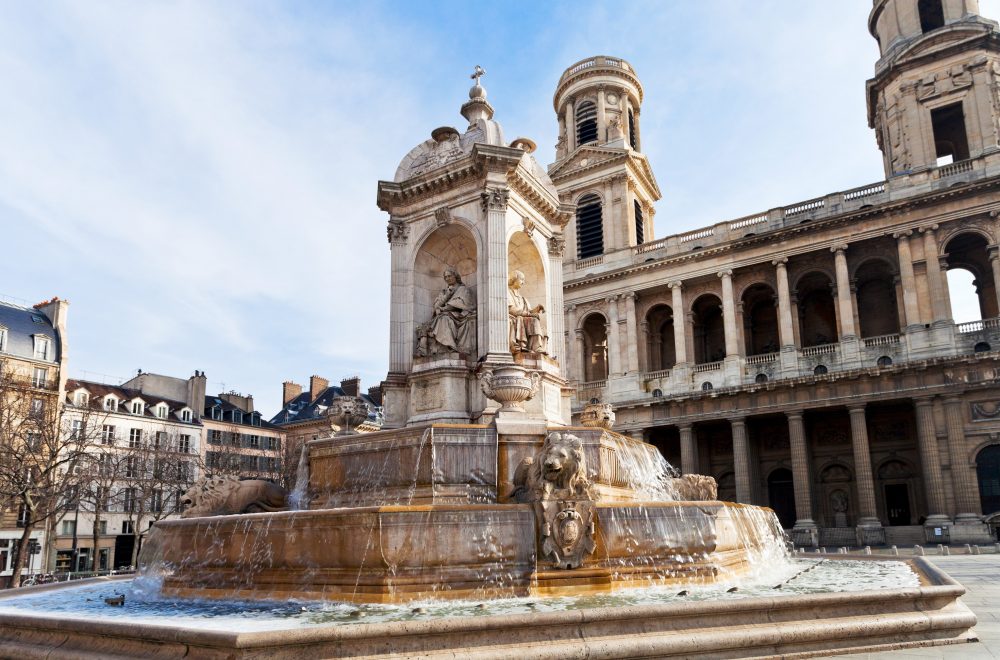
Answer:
[{"xmin": 0, "ymin": 69, "xmax": 979, "ymax": 658}]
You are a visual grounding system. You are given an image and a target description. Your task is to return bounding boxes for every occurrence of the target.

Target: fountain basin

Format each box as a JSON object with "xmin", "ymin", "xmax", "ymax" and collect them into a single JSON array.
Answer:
[
  {"xmin": 152, "ymin": 501, "xmax": 778, "ymax": 603},
  {"xmin": 0, "ymin": 558, "xmax": 977, "ymax": 659}
]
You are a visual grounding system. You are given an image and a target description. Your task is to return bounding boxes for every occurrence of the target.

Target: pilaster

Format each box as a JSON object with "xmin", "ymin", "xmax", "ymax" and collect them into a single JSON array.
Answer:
[
  {"xmin": 482, "ymin": 187, "xmax": 513, "ymax": 362},
  {"xmin": 787, "ymin": 410, "xmax": 818, "ymax": 546}
]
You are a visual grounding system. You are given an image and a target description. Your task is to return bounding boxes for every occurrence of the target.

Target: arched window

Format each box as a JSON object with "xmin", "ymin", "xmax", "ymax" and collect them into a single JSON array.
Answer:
[
  {"xmin": 692, "ymin": 294, "xmax": 726, "ymax": 364},
  {"xmin": 855, "ymin": 260, "xmax": 900, "ymax": 338},
  {"xmin": 576, "ymin": 194, "xmax": 604, "ymax": 259},
  {"xmin": 628, "ymin": 108, "xmax": 637, "ymax": 150},
  {"xmin": 644, "ymin": 304, "xmax": 675, "ymax": 371},
  {"xmin": 918, "ymin": 0, "xmax": 945, "ymax": 33},
  {"xmin": 814, "ymin": 365, "xmax": 828, "ymax": 376},
  {"xmin": 945, "ymin": 233, "xmax": 997, "ymax": 321},
  {"xmin": 877, "ymin": 356, "xmax": 893, "ymax": 368},
  {"xmin": 742, "ymin": 283, "xmax": 779, "ymax": 355},
  {"xmin": 754, "ymin": 373, "xmax": 768, "ymax": 384},
  {"xmin": 977, "ymin": 445, "xmax": 1000, "ymax": 516},
  {"xmin": 575, "ymin": 101, "xmax": 598, "ymax": 145},
  {"xmin": 797, "ymin": 272, "xmax": 838, "ymax": 347},
  {"xmin": 633, "ymin": 199, "xmax": 644, "ymax": 245}
]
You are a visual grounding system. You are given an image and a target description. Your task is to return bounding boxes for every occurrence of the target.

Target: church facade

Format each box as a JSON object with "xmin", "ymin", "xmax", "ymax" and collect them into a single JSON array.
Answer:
[{"xmin": 556, "ymin": 0, "xmax": 1000, "ymax": 546}]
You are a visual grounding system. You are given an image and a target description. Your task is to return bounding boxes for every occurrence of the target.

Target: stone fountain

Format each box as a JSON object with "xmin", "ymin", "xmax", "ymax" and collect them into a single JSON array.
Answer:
[{"xmin": 146, "ymin": 70, "xmax": 785, "ymax": 605}]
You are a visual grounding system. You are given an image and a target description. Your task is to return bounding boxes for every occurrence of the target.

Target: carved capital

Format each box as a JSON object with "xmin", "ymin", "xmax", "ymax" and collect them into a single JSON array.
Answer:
[
  {"xmin": 892, "ymin": 229, "xmax": 913, "ymax": 240},
  {"xmin": 481, "ymin": 187, "xmax": 510, "ymax": 213},
  {"xmin": 548, "ymin": 235, "xmax": 566, "ymax": 257},
  {"xmin": 386, "ymin": 220, "xmax": 409, "ymax": 244},
  {"xmin": 565, "ymin": 303, "xmax": 577, "ymax": 313},
  {"xmin": 830, "ymin": 243, "xmax": 849, "ymax": 254},
  {"xmin": 772, "ymin": 257, "xmax": 788, "ymax": 268},
  {"xmin": 667, "ymin": 280, "xmax": 683, "ymax": 291},
  {"xmin": 605, "ymin": 295, "xmax": 620, "ymax": 304},
  {"xmin": 717, "ymin": 269, "xmax": 733, "ymax": 279},
  {"xmin": 919, "ymin": 223, "xmax": 940, "ymax": 235}
]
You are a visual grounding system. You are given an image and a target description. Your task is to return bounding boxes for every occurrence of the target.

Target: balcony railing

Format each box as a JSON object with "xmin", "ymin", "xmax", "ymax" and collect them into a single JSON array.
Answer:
[
  {"xmin": 643, "ymin": 369, "xmax": 672, "ymax": 380},
  {"xmin": 801, "ymin": 343, "xmax": 838, "ymax": 357},
  {"xmin": 862, "ymin": 333, "xmax": 901, "ymax": 348},
  {"xmin": 937, "ymin": 159, "xmax": 974, "ymax": 178},
  {"xmin": 575, "ymin": 255, "xmax": 604, "ymax": 270},
  {"xmin": 745, "ymin": 352, "xmax": 779, "ymax": 366},
  {"xmin": 957, "ymin": 317, "xmax": 1000, "ymax": 334},
  {"xmin": 693, "ymin": 361, "xmax": 723, "ymax": 373}
]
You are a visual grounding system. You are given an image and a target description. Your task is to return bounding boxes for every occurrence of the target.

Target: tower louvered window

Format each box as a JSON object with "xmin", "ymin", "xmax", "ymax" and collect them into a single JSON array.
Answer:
[
  {"xmin": 576, "ymin": 194, "xmax": 604, "ymax": 259},
  {"xmin": 918, "ymin": 0, "xmax": 944, "ymax": 33},
  {"xmin": 634, "ymin": 200, "xmax": 644, "ymax": 245},
  {"xmin": 628, "ymin": 109, "xmax": 637, "ymax": 150},
  {"xmin": 576, "ymin": 101, "xmax": 598, "ymax": 146}
]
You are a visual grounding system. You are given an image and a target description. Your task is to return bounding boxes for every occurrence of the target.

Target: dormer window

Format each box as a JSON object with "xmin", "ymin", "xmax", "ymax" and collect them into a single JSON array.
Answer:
[
  {"xmin": 0, "ymin": 326, "xmax": 7, "ymax": 353},
  {"xmin": 155, "ymin": 404, "xmax": 168, "ymax": 419},
  {"xmin": 211, "ymin": 406, "xmax": 222, "ymax": 421},
  {"xmin": 181, "ymin": 409, "xmax": 192, "ymax": 423},
  {"xmin": 104, "ymin": 396, "xmax": 118, "ymax": 412},
  {"xmin": 131, "ymin": 400, "xmax": 144, "ymax": 415},
  {"xmin": 73, "ymin": 391, "xmax": 88, "ymax": 407},
  {"xmin": 232, "ymin": 410, "xmax": 243, "ymax": 424},
  {"xmin": 33, "ymin": 335, "xmax": 51, "ymax": 361}
]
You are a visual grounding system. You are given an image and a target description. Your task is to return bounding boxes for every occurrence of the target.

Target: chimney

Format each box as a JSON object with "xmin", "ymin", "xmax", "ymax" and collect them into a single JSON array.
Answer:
[
  {"xmin": 220, "ymin": 391, "xmax": 254, "ymax": 413},
  {"xmin": 187, "ymin": 371, "xmax": 207, "ymax": 419},
  {"xmin": 282, "ymin": 381, "xmax": 302, "ymax": 406},
  {"xmin": 340, "ymin": 376, "xmax": 361, "ymax": 397},
  {"xmin": 309, "ymin": 375, "xmax": 329, "ymax": 403},
  {"xmin": 367, "ymin": 385, "xmax": 383, "ymax": 406}
]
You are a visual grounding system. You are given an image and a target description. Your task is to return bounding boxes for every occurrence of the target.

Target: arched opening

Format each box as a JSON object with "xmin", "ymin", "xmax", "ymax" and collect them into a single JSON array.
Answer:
[
  {"xmin": 576, "ymin": 194, "xmax": 604, "ymax": 259},
  {"xmin": 797, "ymin": 272, "xmax": 838, "ymax": 347},
  {"xmin": 412, "ymin": 223, "xmax": 479, "ymax": 358},
  {"xmin": 878, "ymin": 459, "xmax": 914, "ymax": 526},
  {"xmin": 742, "ymin": 283, "xmax": 779, "ymax": 355},
  {"xmin": 767, "ymin": 467, "xmax": 796, "ymax": 529},
  {"xmin": 575, "ymin": 100, "xmax": 598, "ymax": 146},
  {"xmin": 945, "ymin": 232, "xmax": 997, "ymax": 322},
  {"xmin": 977, "ymin": 444, "xmax": 1000, "ymax": 517},
  {"xmin": 581, "ymin": 313, "xmax": 609, "ymax": 382},
  {"xmin": 716, "ymin": 471, "xmax": 736, "ymax": 503},
  {"xmin": 692, "ymin": 294, "xmax": 726, "ymax": 364},
  {"xmin": 628, "ymin": 108, "xmax": 637, "ymax": 150},
  {"xmin": 918, "ymin": 0, "xmax": 945, "ymax": 33},
  {"xmin": 820, "ymin": 463, "xmax": 853, "ymax": 528},
  {"xmin": 855, "ymin": 260, "xmax": 900, "ymax": 337},
  {"xmin": 644, "ymin": 304, "xmax": 675, "ymax": 371}
]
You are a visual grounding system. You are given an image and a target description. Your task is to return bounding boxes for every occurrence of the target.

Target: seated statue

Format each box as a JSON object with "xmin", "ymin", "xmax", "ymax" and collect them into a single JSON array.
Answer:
[
  {"xmin": 508, "ymin": 270, "xmax": 548, "ymax": 354},
  {"xmin": 417, "ymin": 267, "xmax": 477, "ymax": 357}
]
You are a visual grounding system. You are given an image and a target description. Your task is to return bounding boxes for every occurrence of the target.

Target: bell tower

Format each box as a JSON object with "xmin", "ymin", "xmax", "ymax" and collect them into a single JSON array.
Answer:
[
  {"xmin": 549, "ymin": 56, "xmax": 661, "ymax": 263},
  {"xmin": 867, "ymin": 0, "xmax": 1000, "ymax": 178}
]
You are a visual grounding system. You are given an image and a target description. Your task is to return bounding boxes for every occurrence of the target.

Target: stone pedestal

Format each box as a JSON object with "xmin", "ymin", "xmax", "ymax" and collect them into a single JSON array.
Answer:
[
  {"xmin": 791, "ymin": 520, "xmax": 819, "ymax": 547},
  {"xmin": 948, "ymin": 521, "xmax": 994, "ymax": 544},
  {"xmin": 408, "ymin": 356, "xmax": 476, "ymax": 424},
  {"xmin": 856, "ymin": 522, "xmax": 886, "ymax": 547}
]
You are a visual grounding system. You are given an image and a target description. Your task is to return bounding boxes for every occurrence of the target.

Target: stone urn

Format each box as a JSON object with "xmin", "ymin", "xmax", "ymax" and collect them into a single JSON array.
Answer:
[
  {"xmin": 579, "ymin": 402, "xmax": 615, "ymax": 429},
  {"xmin": 479, "ymin": 365, "xmax": 542, "ymax": 412},
  {"xmin": 326, "ymin": 395, "xmax": 370, "ymax": 436}
]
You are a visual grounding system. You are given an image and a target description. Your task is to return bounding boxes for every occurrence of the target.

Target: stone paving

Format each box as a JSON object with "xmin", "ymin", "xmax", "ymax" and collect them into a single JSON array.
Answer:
[{"xmin": 826, "ymin": 554, "xmax": 1000, "ymax": 659}]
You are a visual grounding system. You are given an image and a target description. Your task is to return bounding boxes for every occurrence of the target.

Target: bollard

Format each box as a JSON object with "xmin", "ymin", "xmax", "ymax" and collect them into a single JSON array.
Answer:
[
  {"xmin": 942, "ymin": 545, "xmax": 951, "ymax": 556},
  {"xmin": 995, "ymin": 543, "xmax": 1000, "ymax": 554},
  {"xmin": 864, "ymin": 546, "xmax": 872, "ymax": 555},
  {"xmin": 972, "ymin": 545, "xmax": 981, "ymax": 555},
  {"xmin": 914, "ymin": 545, "xmax": 924, "ymax": 556},
  {"xmin": 891, "ymin": 545, "xmax": 899, "ymax": 556},
  {"xmin": 964, "ymin": 544, "xmax": 972, "ymax": 554}
]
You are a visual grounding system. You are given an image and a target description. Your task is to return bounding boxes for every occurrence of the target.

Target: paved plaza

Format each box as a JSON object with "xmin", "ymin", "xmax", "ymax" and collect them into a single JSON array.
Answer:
[{"xmin": 827, "ymin": 554, "xmax": 1000, "ymax": 659}]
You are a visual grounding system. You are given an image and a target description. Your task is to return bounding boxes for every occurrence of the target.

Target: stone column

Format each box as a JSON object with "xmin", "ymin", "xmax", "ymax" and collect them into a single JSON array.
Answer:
[
  {"xmin": 641, "ymin": 321, "xmax": 653, "ymax": 372},
  {"xmin": 669, "ymin": 282, "xmax": 687, "ymax": 364},
  {"xmin": 606, "ymin": 295, "xmax": 621, "ymax": 377},
  {"xmin": 847, "ymin": 404, "xmax": 884, "ymax": 543},
  {"xmin": 921, "ymin": 225, "xmax": 951, "ymax": 325},
  {"xmin": 718, "ymin": 270, "xmax": 740, "ymax": 358},
  {"xmin": 989, "ymin": 245, "xmax": 1000, "ymax": 314},
  {"xmin": 564, "ymin": 97, "xmax": 575, "ymax": 153},
  {"xmin": 564, "ymin": 303, "xmax": 578, "ymax": 382},
  {"xmin": 679, "ymin": 423, "xmax": 697, "ymax": 475},
  {"xmin": 894, "ymin": 231, "xmax": 922, "ymax": 330},
  {"xmin": 731, "ymin": 416, "xmax": 751, "ymax": 503},
  {"xmin": 548, "ymin": 236, "xmax": 567, "ymax": 369},
  {"xmin": 831, "ymin": 245, "xmax": 857, "ymax": 339},
  {"xmin": 387, "ymin": 218, "xmax": 411, "ymax": 373},
  {"xmin": 596, "ymin": 84, "xmax": 607, "ymax": 143},
  {"xmin": 482, "ymin": 188, "xmax": 512, "ymax": 361},
  {"xmin": 943, "ymin": 395, "xmax": 982, "ymax": 522},
  {"xmin": 913, "ymin": 397, "xmax": 950, "ymax": 524},
  {"xmin": 786, "ymin": 411, "xmax": 818, "ymax": 545},
  {"xmin": 574, "ymin": 329, "xmax": 586, "ymax": 382},
  {"xmin": 624, "ymin": 292, "xmax": 640, "ymax": 374},
  {"xmin": 773, "ymin": 258, "xmax": 795, "ymax": 349}
]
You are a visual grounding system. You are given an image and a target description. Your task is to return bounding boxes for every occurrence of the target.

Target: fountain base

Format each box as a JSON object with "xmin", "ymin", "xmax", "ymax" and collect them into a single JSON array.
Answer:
[{"xmin": 153, "ymin": 501, "xmax": 771, "ymax": 604}]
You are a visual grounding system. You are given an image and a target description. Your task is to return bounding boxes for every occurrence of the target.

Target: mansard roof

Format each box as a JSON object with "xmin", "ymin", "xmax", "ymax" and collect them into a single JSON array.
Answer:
[
  {"xmin": 66, "ymin": 379, "xmax": 200, "ymax": 425},
  {"xmin": 0, "ymin": 301, "xmax": 59, "ymax": 363},
  {"xmin": 269, "ymin": 385, "xmax": 380, "ymax": 427}
]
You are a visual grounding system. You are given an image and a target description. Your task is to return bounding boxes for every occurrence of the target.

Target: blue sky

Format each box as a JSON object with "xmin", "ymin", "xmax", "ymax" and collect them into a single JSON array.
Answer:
[{"xmin": 1, "ymin": 1, "xmax": 994, "ymax": 415}]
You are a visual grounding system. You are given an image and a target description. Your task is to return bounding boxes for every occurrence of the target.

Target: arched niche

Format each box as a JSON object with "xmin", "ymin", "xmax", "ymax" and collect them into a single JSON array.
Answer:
[
  {"xmin": 508, "ymin": 230, "xmax": 548, "ymax": 319},
  {"xmin": 413, "ymin": 224, "xmax": 480, "ymax": 354}
]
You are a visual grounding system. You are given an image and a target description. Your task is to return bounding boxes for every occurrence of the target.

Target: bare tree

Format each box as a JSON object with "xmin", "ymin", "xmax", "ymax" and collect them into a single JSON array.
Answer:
[{"xmin": 0, "ymin": 364, "xmax": 103, "ymax": 586}]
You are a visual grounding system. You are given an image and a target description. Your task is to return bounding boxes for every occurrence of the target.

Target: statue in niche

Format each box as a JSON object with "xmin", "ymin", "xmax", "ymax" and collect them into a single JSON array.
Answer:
[
  {"xmin": 416, "ymin": 267, "xmax": 477, "ymax": 357},
  {"xmin": 508, "ymin": 270, "xmax": 548, "ymax": 354},
  {"xmin": 831, "ymin": 489, "xmax": 849, "ymax": 528}
]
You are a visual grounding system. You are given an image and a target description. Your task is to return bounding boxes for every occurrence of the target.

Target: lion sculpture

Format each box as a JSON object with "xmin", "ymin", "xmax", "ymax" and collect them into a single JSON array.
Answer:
[
  {"xmin": 512, "ymin": 432, "xmax": 593, "ymax": 503},
  {"xmin": 674, "ymin": 474, "xmax": 718, "ymax": 501},
  {"xmin": 181, "ymin": 475, "xmax": 288, "ymax": 518}
]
